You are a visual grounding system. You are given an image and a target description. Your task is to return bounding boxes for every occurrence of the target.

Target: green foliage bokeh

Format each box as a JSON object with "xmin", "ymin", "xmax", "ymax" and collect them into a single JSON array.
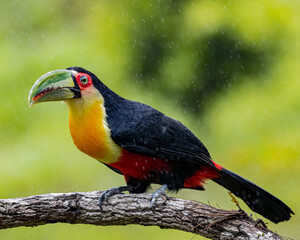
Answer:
[{"xmin": 0, "ymin": 0, "xmax": 299, "ymax": 239}]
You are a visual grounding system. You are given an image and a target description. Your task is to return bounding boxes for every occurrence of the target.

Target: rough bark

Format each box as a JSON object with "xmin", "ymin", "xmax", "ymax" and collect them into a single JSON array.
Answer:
[{"xmin": 0, "ymin": 191, "xmax": 284, "ymax": 240}]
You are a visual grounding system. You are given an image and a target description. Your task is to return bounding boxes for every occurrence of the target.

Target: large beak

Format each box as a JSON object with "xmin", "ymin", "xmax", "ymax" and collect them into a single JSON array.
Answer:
[{"xmin": 28, "ymin": 69, "xmax": 81, "ymax": 106}]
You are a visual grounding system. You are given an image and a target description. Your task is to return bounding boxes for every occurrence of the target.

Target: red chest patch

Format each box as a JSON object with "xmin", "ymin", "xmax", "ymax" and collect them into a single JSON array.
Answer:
[
  {"xmin": 108, "ymin": 149, "xmax": 220, "ymax": 189},
  {"xmin": 109, "ymin": 149, "xmax": 169, "ymax": 180}
]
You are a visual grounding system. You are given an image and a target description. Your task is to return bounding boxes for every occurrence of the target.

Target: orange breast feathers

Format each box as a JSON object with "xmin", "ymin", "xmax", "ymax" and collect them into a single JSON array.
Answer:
[{"xmin": 67, "ymin": 98, "xmax": 121, "ymax": 164}]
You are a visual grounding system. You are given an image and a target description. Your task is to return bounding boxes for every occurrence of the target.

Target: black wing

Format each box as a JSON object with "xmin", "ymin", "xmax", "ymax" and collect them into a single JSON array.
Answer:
[{"xmin": 105, "ymin": 99, "xmax": 216, "ymax": 170}]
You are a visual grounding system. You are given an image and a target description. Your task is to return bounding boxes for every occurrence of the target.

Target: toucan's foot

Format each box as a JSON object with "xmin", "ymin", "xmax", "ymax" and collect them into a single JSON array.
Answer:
[
  {"xmin": 150, "ymin": 184, "xmax": 168, "ymax": 209},
  {"xmin": 99, "ymin": 185, "xmax": 133, "ymax": 210}
]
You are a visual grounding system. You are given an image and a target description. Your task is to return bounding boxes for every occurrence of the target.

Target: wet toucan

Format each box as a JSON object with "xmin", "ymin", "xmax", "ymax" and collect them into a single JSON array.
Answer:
[{"xmin": 28, "ymin": 67, "xmax": 294, "ymax": 223}]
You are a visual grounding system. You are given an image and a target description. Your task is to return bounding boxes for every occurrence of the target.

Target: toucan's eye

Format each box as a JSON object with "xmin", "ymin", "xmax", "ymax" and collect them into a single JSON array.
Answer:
[{"xmin": 80, "ymin": 76, "xmax": 88, "ymax": 84}]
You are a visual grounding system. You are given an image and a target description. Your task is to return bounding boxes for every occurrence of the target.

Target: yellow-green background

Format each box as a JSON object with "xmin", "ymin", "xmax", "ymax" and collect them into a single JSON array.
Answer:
[{"xmin": 0, "ymin": 0, "xmax": 299, "ymax": 239}]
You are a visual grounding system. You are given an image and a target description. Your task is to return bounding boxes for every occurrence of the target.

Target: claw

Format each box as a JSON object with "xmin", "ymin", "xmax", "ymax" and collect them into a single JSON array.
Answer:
[
  {"xmin": 99, "ymin": 186, "xmax": 132, "ymax": 210},
  {"xmin": 150, "ymin": 184, "xmax": 168, "ymax": 209}
]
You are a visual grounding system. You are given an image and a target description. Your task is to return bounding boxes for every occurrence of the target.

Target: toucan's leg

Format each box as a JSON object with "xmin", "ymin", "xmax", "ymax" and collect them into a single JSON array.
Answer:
[
  {"xmin": 150, "ymin": 184, "xmax": 168, "ymax": 208},
  {"xmin": 99, "ymin": 185, "xmax": 133, "ymax": 210}
]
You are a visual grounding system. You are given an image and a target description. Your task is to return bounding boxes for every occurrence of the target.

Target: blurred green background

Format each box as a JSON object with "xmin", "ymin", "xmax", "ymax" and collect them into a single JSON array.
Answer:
[{"xmin": 0, "ymin": 0, "xmax": 299, "ymax": 239}]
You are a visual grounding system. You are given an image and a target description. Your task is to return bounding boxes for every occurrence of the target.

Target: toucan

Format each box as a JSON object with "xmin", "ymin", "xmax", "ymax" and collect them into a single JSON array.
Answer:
[{"xmin": 28, "ymin": 67, "xmax": 294, "ymax": 223}]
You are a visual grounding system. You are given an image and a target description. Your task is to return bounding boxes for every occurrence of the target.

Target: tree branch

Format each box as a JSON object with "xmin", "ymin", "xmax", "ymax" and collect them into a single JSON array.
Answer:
[{"xmin": 0, "ymin": 191, "xmax": 284, "ymax": 240}]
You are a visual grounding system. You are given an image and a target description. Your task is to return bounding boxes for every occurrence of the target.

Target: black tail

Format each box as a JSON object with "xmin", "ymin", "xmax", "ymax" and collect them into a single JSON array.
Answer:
[{"xmin": 213, "ymin": 168, "xmax": 294, "ymax": 223}]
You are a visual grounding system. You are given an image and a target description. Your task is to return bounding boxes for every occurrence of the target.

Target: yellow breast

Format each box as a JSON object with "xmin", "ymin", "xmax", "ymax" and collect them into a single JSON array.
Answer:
[{"xmin": 67, "ymin": 96, "xmax": 121, "ymax": 164}]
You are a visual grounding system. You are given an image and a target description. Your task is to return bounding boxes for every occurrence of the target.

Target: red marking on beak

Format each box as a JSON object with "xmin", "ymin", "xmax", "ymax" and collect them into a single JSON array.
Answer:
[{"xmin": 32, "ymin": 87, "xmax": 61, "ymax": 101}]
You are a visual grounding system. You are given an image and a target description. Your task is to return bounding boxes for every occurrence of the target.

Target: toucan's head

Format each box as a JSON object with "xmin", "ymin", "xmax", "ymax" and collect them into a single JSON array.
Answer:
[{"xmin": 28, "ymin": 67, "xmax": 102, "ymax": 106}]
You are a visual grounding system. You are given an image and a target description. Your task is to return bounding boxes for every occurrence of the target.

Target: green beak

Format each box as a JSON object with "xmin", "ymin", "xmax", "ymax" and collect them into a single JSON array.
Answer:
[{"xmin": 28, "ymin": 69, "xmax": 81, "ymax": 106}]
